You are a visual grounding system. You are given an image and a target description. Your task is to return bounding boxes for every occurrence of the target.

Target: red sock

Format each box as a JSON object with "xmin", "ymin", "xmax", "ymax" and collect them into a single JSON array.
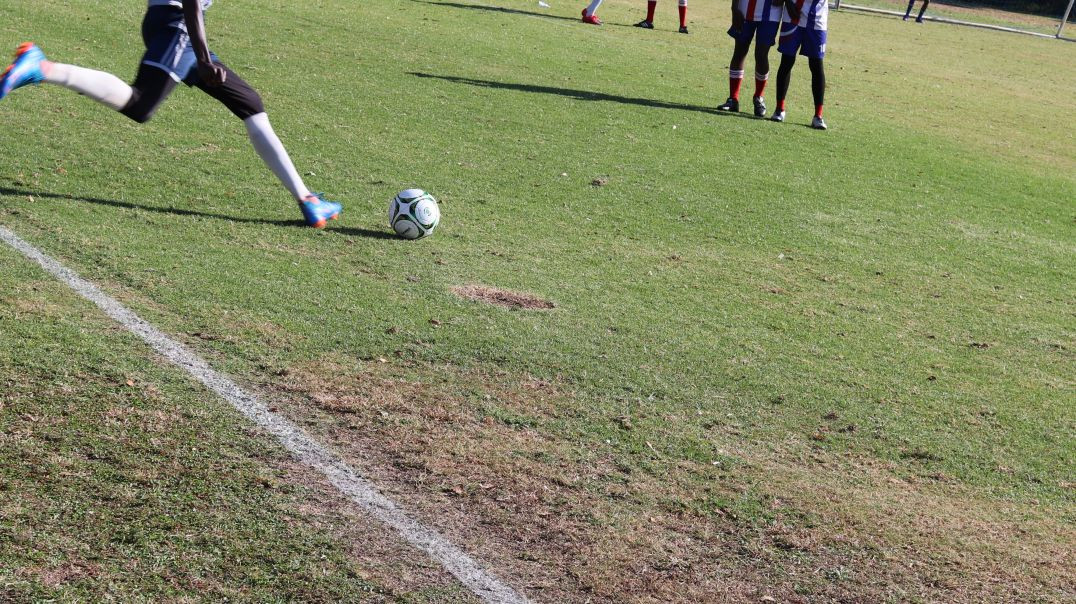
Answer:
[
  {"xmin": 678, "ymin": 3, "xmax": 687, "ymax": 27},
  {"xmin": 646, "ymin": 0, "xmax": 657, "ymax": 22},
  {"xmin": 729, "ymin": 69, "xmax": 744, "ymax": 100},
  {"xmin": 754, "ymin": 73, "xmax": 768, "ymax": 98},
  {"xmin": 777, "ymin": 99, "xmax": 787, "ymax": 111},
  {"xmin": 815, "ymin": 104, "xmax": 824, "ymax": 118}
]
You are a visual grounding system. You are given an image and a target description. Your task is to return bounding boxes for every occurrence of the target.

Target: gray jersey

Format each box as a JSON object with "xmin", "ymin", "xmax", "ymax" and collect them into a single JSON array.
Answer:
[{"xmin": 147, "ymin": 0, "xmax": 212, "ymax": 9}]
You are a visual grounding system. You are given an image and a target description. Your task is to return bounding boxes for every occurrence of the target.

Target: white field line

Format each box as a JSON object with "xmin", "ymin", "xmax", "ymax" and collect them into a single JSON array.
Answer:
[{"xmin": 0, "ymin": 225, "xmax": 532, "ymax": 604}]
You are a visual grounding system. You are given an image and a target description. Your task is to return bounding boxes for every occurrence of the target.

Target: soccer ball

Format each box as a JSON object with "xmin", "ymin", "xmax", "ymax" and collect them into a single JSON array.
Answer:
[{"xmin": 389, "ymin": 189, "xmax": 440, "ymax": 239}]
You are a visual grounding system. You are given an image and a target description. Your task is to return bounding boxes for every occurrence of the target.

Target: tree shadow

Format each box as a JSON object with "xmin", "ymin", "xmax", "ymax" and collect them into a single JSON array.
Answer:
[
  {"xmin": 411, "ymin": 0, "xmax": 582, "ymax": 22},
  {"xmin": 0, "ymin": 186, "xmax": 396, "ymax": 240},
  {"xmin": 410, "ymin": 72, "xmax": 764, "ymax": 119}
]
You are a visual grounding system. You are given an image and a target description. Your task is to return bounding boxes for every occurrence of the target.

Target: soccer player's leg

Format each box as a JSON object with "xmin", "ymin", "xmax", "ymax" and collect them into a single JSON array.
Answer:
[
  {"xmin": 582, "ymin": 0, "xmax": 604, "ymax": 24},
  {"xmin": 772, "ymin": 27, "xmax": 800, "ymax": 123},
  {"xmin": 636, "ymin": 0, "xmax": 657, "ymax": 28},
  {"xmin": 718, "ymin": 27, "xmax": 754, "ymax": 112},
  {"xmin": 904, "ymin": 0, "xmax": 915, "ymax": 20},
  {"xmin": 197, "ymin": 63, "xmax": 340, "ymax": 227},
  {"xmin": 751, "ymin": 21, "xmax": 779, "ymax": 117},
  {"xmin": 678, "ymin": 0, "xmax": 689, "ymax": 33},
  {"xmin": 801, "ymin": 29, "xmax": 827, "ymax": 129},
  {"xmin": 916, "ymin": 0, "xmax": 929, "ymax": 22},
  {"xmin": 1, "ymin": 42, "xmax": 134, "ymax": 111}
]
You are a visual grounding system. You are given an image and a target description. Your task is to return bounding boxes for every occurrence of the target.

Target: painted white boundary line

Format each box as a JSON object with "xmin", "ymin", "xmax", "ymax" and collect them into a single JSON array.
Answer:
[{"xmin": 0, "ymin": 225, "xmax": 531, "ymax": 604}]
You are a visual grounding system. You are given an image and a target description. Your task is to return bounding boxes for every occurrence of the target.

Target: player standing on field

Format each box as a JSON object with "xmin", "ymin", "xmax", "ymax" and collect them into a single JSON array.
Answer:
[
  {"xmin": 634, "ymin": 0, "xmax": 691, "ymax": 34},
  {"xmin": 0, "ymin": 0, "xmax": 343, "ymax": 228},
  {"xmin": 903, "ymin": 0, "xmax": 929, "ymax": 22},
  {"xmin": 770, "ymin": 0, "xmax": 828, "ymax": 130},
  {"xmin": 581, "ymin": 0, "xmax": 604, "ymax": 25},
  {"xmin": 716, "ymin": 0, "xmax": 784, "ymax": 117}
]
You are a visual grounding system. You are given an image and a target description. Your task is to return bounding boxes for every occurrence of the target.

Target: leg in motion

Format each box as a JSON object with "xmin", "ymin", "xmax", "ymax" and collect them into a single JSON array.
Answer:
[
  {"xmin": 198, "ymin": 63, "xmax": 340, "ymax": 227},
  {"xmin": 904, "ymin": 0, "xmax": 915, "ymax": 20}
]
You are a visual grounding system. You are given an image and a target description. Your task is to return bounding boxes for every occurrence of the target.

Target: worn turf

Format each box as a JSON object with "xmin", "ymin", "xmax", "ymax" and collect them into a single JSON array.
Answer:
[{"xmin": 1, "ymin": 0, "xmax": 1073, "ymax": 601}]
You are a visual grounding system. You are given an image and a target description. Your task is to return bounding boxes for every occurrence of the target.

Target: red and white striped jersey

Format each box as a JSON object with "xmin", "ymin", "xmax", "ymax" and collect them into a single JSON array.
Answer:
[
  {"xmin": 736, "ymin": 0, "xmax": 783, "ymax": 23},
  {"xmin": 781, "ymin": 0, "xmax": 828, "ymax": 30}
]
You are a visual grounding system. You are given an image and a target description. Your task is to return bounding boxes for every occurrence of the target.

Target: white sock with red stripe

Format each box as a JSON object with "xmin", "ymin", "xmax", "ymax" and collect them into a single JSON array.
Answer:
[
  {"xmin": 41, "ymin": 62, "xmax": 132, "ymax": 111},
  {"xmin": 243, "ymin": 112, "xmax": 312, "ymax": 202}
]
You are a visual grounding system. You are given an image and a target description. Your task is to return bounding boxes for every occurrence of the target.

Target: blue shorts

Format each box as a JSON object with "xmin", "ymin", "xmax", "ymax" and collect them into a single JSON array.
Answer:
[
  {"xmin": 140, "ymin": 6, "xmax": 219, "ymax": 85},
  {"xmin": 727, "ymin": 20, "xmax": 779, "ymax": 47},
  {"xmin": 778, "ymin": 23, "xmax": 827, "ymax": 59}
]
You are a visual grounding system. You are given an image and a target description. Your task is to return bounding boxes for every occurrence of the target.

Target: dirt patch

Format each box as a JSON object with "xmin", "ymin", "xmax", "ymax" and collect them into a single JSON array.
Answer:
[
  {"xmin": 452, "ymin": 285, "xmax": 555, "ymax": 310},
  {"xmin": 267, "ymin": 359, "xmax": 1076, "ymax": 603}
]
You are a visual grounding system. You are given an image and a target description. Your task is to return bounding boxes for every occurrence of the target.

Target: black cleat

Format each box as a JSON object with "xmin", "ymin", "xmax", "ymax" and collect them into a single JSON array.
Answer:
[
  {"xmin": 678, "ymin": 25, "xmax": 690, "ymax": 33},
  {"xmin": 634, "ymin": 19, "xmax": 654, "ymax": 28},
  {"xmin": 717, "ymin": 96, "xmax": 739, "ymax": 112}
]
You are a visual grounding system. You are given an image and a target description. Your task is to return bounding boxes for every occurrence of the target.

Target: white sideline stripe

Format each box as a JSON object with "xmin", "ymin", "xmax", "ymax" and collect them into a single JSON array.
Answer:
[{"xmin": 0, "ymin": 225, "xmax": 532, "ymax": 604}]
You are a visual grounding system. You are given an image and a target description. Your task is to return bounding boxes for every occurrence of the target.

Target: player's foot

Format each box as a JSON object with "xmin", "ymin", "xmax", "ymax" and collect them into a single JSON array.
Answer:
[
  {"xmin": 0, "ymin": 42, "xmax": 47, "ymax": 101},
  {"xmin": 811, "ymin": 115, "xmax": 827, "ymax": 130},
  {"xmin": 678, "ymin": 25, "xmax": 690, "ymax": 33},
  {"xmin": 299, "ymin": 193, "xmax": 342, "ymax": 228},
  {"xmin": 770, "ymin": 110, "xmax": 785, "ymax": 122},
  {"xmin": 581, "ymin": 9, "xmax": 603, "ymax": 24},
  {"xmin": 634, "ymin": 19, "xmax": 654, "ymax": 28},
  {"xmin": 717, "ymin": 97, "xmax": 739, "ymax": 112},
  {"xmin": 752, "ymin": 95, "xmax": 766, "ymax": 117},
  {"xmin": 915, "ymin": 16, "xmax": 924, "ymax": 22},
  {"xmin": 903, "ymin": 14, "xmax": 910, "ymax": 20}
]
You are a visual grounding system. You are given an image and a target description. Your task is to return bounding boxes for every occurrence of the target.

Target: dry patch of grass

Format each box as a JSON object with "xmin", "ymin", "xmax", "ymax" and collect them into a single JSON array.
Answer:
[
  {"xmin": 271, "ymin": 359, "xmax": 1075, "ymax": 603},
  {"xmin": 452, "ymin": 285, "xmax": 556, "ymax": 310}
]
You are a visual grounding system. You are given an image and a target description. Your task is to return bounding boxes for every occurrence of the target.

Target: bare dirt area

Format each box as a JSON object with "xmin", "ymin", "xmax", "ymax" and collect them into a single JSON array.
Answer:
[
  {"xmin": 452, "ymin": 284, "xmax": 556, "ymax": 310},
  {"xmin": 269, "ymin": 360, "xmax": 1075, "ymax": 603}
]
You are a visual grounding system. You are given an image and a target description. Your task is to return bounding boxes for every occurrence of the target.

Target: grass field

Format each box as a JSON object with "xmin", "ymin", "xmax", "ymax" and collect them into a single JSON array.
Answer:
[{"xmin": 1, "ymin": 0, "xmax": 1074, "ymax": 602}]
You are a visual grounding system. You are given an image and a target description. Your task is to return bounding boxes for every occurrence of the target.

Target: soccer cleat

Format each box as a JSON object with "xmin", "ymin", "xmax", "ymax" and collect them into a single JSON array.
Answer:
[
  {"xmin": 717, "ymin": 97, "xmax": 739, "ymax": 112},
  {"xmin": 752, "ymin": 95, "xmax": 767, "ymax": 117},
  {"xmin": 634, "ymin": 19, "xmax": 654, "ymax": 28},
  {"xmin": 915, "ymin": 16, "xmax": 924, "ymax": 22},
  {"xmin": 298, "ymin": 193, "xmax": 342, "ymax": 228},
  {"xmin": 0, "ymin": 42, "xmax": 47, "ymax": 101},
  {"xmin": 811, "ymin": 115, "xmax": 827, "ymax": 130},
  {"xmin": 581, "ymin": 8, "xmax": 602, "ymax": 24},
  {"xmin": 678, "ymin": 25, "xmax": 690, "ymax": 34},
  {"xmin": 770, "ymin": 110, "xmax": 786, "ymax": 122}
]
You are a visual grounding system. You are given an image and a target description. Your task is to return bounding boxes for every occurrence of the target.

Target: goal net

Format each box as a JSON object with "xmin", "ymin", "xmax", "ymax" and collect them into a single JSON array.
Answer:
[{"xmin": 831, "ymin": 0, "xmax": 1076, "ymax": 40}]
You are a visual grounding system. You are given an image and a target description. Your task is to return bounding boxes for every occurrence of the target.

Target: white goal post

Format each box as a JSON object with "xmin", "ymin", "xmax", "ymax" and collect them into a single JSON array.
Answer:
[{"xmin": 831, "ymin": 0, "xmax": 1076, "ymax": 40}]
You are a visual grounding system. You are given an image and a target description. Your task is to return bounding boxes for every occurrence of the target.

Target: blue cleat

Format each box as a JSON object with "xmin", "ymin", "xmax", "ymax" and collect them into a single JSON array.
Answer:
[
  {"xmin": 298, "ymin": 193, "xmax": 342, "ymax": 228},
  {"xmin": 0, "ymin": 43, "xmax": 47, "ymax": 101}
]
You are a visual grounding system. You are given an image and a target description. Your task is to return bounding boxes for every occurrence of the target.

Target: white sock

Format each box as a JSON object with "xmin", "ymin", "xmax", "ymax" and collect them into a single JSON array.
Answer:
[
  {"xmin": 243, "ymin": 112, "xmax": 312, "ymax": 202},
  {"xmin": 43, "ymin": 63, "xmax": 133, "ymax": 111},
  {"xmin": 585, "ymin": 0, "xmax": 603, "ymax": 16}
]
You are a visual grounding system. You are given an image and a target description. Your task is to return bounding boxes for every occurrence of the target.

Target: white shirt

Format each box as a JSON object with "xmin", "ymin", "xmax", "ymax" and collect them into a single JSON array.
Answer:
[{"xmin": 736, "ymin": 0, "xmax": 782, "ymax": 23}]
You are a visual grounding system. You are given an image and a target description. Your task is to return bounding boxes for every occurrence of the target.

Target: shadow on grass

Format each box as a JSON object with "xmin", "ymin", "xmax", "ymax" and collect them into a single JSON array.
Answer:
[
  {"xmin": 0, "ymin": 186, "xmax": 396, "ymax": 240},
  {"xmin": 409, "ymin": 72, "xmax": 765, "ymax": 119},
  {"xmin": 411, "ymin": 0, "xmax": 582, "ymax": 22}
]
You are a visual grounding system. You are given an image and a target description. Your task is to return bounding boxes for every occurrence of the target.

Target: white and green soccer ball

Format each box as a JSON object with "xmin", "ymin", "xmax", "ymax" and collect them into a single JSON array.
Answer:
[{"xmin": 389, "ymin": 189, "xmax": 440, "ymax": 239}]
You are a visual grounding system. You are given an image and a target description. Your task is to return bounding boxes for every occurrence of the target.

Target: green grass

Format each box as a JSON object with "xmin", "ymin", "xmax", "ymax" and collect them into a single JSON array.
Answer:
[{"xmin": 1, "ymin": 0, "xmax": 1074, "ymax": 601}]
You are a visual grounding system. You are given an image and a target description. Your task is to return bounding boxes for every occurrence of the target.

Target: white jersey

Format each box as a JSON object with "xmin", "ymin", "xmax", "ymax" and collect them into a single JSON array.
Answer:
[
  {"xmin": 148, "ymin": 0, "xmax": 213, "ymax": 9},
  {"xmin": 782, "ymin": 0, "xmax": 828, "ymax": 30},
  {"xmin": 736, "ymin": 0, "xmax": 782, "ymax": 23}
]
